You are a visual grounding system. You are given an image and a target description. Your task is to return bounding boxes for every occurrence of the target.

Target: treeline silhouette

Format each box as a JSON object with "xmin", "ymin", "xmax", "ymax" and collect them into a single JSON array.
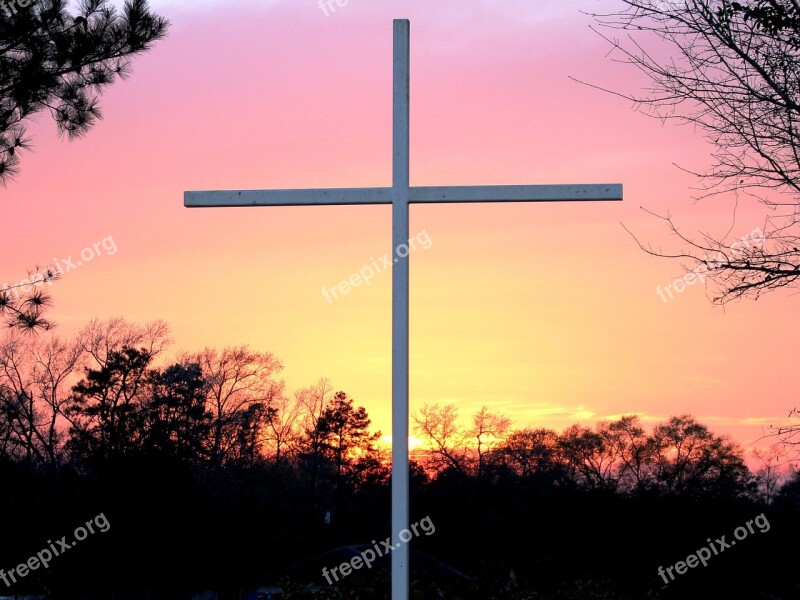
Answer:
[{"xmin": 0, "ymin": 319, "xmax": 796, "ymax": 599}]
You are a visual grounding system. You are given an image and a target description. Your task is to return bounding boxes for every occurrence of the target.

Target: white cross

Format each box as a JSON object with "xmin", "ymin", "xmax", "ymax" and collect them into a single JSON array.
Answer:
[{"xmin": 184, "ymin": 19, "xmax": 622, "ymax": 600}]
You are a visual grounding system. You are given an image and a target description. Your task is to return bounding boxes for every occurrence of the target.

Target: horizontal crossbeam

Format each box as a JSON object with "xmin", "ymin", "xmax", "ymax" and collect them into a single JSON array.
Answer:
[
  {"xmin": 411, "ymin": 184, "xmax": 622, "ymax": 203},
  {"xmin": 185, "ymin": 184, "xmax": 622, "ymax": 207}
]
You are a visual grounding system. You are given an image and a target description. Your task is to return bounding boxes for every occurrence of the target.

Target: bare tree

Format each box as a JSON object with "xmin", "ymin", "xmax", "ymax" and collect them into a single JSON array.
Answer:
[
  {"xmin": 496, "ymin": 427, "xmax": 561, "ymax": 478},
  {"xmin": 469, "ymin": 406, "xmax": 511, "ymax": 478},
  {"xmin": 0, "ymin": 332, "xmax": 84, "ymax": 463},
  {"xmin": 295, "ymin": 378, "xmax": 334, "ymax": 486},
  {"xmin": 0, "ymin": 333, "xmax": 43, "ymax": 462},
  {"xmin": 413, "ymin": 402, "xmax": 469, "ymax": 475},
  {"xmin": 586, "ymin": 0, "xmax": 800, "ymax": 303},
  {"xmin": 78, "ymin": 317, "xmax": 171, "ymax": 369},
  {"xmin": 185, "ymin": 346, "xmax": 283, "ymax": 465},
  {"xmin": 606, "ymin": 415, "xmax": 657, "ymax": 493},
  {"xmin": 765, "ymin": 407, "xmax": 800, "ymax": 464},
  {"xmin": 0, "ymin": 318, "xmax": 170, "ymax": 464},
  {"xmin": 261, "ymin": 381, "xmax": 301, "ymax": 464},
  {"xmin": 650, "ymin": 414, "xmax": 750, "ymax": 495},
  {"xmin": 297, "ymin": 378, "xmax": 334, "ymax": 440},
  {"xmin": 752, "ymin": 445, "xmax": 795, "ymax": 503},
  {"xmin": 559, "ymin": 422, "xmax": 623, "ymax": 490}
]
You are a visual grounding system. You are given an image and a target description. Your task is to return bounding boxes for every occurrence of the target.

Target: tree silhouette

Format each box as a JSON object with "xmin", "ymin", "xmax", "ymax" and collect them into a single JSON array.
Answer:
[
  {"xmin": 606, "ymin": 415, "xmax": 655, "ymax": 494},
  {"xmin": 587, "ymin": 0, "xmax": 800, "ymax": 303},
  {"xmin": 0, "ymin": 318, "xmax": 795, "ymax": 599},
  {"xmin": 0, "ymin": 332, "xmax": 82, "ymax": 464},
  {"xmin": 413, "ymin": 402, "xmax": 469, "ymax": 476},
  {"xmin": 0, "ymin": 267, "xmax": 59, "ymax": 331},
  {"xmin": 469, "ymin": 406, "xmax": 510, "ymax": 478},
  {"xmin": 262, "ymin": 386, "xmax": 304, "ymax": 464},
  {"xmin": 182, "ymin": 346, "xmax": 283, "ymax": 466},
  {"xmin": 559, "ymin": 422, "xmax": 621, "ymax": 491},
  {"xmin": 315, "ymin": 391, "xmax": 380, "ymax": 483},
  {"xmin": 67, "ymin": 345, "xmax": 152, "ymax": 460},
  {"xmin": 651, "ymin": 414, "xmax": 750, "ymax": 496},
  {"xmin": 495, "ymin": 427, "xmax": 561, "ymax": 479},
  {"xmin": 140, "ymin": 362, "xmax": 210, "ymax": 463},
  {"xmin": 0, "ymin": 0, "xmax": 168, "ymax": 183}
]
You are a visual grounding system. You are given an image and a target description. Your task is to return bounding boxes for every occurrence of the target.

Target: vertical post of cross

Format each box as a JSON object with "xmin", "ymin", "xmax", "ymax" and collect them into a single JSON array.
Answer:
[
  {"xmin": 183, "ymin": 18, "xmax": 622, "ymax": 599},
  {"xmin": 391, "ymin": 18, "xmax": 410, "ymax": 600}
]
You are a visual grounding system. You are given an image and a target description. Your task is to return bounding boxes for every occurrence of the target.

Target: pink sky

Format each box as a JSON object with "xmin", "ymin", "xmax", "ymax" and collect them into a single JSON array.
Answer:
[{"xmin": 2, "ymin": 0, "xmax": 797, "ymax": 458}]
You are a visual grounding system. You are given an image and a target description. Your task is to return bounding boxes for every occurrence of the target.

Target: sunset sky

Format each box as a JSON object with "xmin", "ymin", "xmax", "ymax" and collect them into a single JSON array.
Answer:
[{"xmin": 2, "ymin": 0, "xmax": 797, "ymax": 457}]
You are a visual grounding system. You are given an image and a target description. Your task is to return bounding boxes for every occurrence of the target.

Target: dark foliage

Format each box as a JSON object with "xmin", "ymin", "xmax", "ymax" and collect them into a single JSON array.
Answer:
[
  {"xmin": 0, "ymin": 325, "xmax": 796, "ymax": 598},
  {"xmin": 0, "ymin": 0, "xmax": 168, "ymax": 183}
]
